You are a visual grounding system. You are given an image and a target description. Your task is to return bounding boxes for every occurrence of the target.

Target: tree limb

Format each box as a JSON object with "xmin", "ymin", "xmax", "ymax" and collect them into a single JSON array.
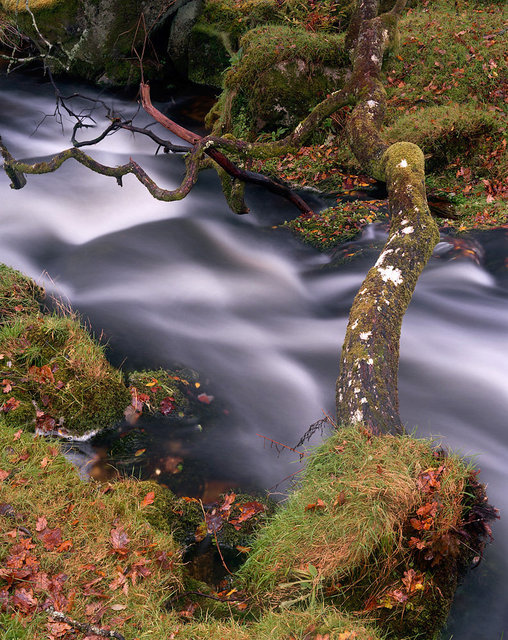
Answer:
[
  {"xmin": 335, "ymin": 0, "xmax": 439, "ymax": 434},
  {"xmin": 47, "ymin": 607, "xmax": 126, "ymax": 640},
  {"xmin": 0, "ymin": 135, "xmax": 204, "ymax": 202}
]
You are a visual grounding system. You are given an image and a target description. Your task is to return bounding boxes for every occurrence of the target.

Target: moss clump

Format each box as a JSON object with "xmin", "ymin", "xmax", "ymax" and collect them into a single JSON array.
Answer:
[
  {"xmin": 127, "ymin": 368, "xmax": 193, "ymax": 418},
  {"xmin": 385, "ymin": 102, "xmax": 504, "ymax": 174},
  {"xmin": 212, "ymin": 25, "xmax": 348, "ymax": 136},
  {"xmin": 187, "ymin": 22, "xmax": 235, "ymax": 88},
  {"xmin": 0, "ymin": 264, "xmax": 43, "ymax": 324},
  {"xmin": 285, "ymin": 200, "xmax": 387, "ymax": 250},
  {"xmin": 239, "ymin": 426, "xmax": 493, "ymax": 639},
  {"xmin": 0, "ymin": 313, "xmax": 130, "ymax": 435}
]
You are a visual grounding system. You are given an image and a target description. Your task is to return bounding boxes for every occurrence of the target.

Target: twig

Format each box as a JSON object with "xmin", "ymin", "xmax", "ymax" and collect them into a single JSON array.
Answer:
[
  {"xmin": 256, "ymin": 433, "xmax": 307, "ymax": 460},
  {"xmin": 47, "ymin": 607, "xmax": 126, "ymax": 640},
  {"xmin": 198, "ymin": 500, "xmax": 233, "ymax": 576},
  {"xmin": 166, "ymin": 590, "xmax": 247, "ymax": 608}
]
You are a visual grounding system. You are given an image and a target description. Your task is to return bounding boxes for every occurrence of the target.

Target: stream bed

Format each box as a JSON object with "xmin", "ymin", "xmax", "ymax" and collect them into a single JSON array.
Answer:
[{"xmin": 1, "ymin": 73, "xmax": 507, "ymax": 638}]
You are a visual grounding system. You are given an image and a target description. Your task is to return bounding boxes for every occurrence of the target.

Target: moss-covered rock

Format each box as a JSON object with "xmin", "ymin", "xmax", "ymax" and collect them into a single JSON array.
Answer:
[
  {"xmin": 187, "ymin": 22, "xmax": 234, "ymax": 88},
  {"xmin": 0, "ymin": 313, "xmax": 130, "ymax": 436},
  {"xmin": 1, "ymin": 0, "xmax": 177, "ymax": 85},
  {"xmin": 210, "ymin": 25, "xmax": 349, "ymax": 136},
  {"xmin": 239, "ymin": 426, "xmax": 496, "ymax": 639},
  {"xmin": 0, "ymin": 264, "xmax": 44, "ymax": 324}
]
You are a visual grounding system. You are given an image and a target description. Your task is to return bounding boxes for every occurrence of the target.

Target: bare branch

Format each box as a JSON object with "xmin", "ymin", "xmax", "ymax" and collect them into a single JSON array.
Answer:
[
  {"xmin": 0, "ymin": 136, "xmax": 204, "ymax": 202},
  {"xmin": 47, "ymin": 607, "xmax": 126, "ymax": 640}
]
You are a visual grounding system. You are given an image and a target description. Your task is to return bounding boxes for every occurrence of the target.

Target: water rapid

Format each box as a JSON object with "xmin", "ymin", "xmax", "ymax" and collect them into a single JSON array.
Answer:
[{"xmin": 1, "ymin": 73, "xmax": 507, "ymax": 638}]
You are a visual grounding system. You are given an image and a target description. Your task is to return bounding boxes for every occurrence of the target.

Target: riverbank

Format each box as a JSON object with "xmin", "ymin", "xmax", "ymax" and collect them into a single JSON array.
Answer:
[{"xmin": 0, "ymin": 264, "xmax": 497, "ymax": 639}]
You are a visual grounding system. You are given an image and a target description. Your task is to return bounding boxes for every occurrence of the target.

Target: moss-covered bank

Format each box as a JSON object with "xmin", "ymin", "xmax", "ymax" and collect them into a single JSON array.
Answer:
[
  {"xmin": 0, "ymin": 265, "xmax": 201, "ymax": 437},
  {"xmin": 0, "ymin": 419, "xmax": 495, "ymax": 639}
]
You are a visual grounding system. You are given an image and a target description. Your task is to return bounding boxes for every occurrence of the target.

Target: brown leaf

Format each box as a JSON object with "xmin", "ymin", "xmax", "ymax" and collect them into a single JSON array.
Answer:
[
  {"xmin": 0, "ymin": 469, "xmax": 10, "ymax": 481},
  {"xmin": 38, "ymin": 527, "xmax": 63, "ymax": 551},
  {"xmin": 333, "ymin": 492, "xmax": 346, "ymax": 508},
  {"xmin": 13, "ymin": 429, "xmax": 22, "ymax": 440},
  {"xmin": 12, "ymin": 587, "xmax": 38, "ymax": 612},
  {"xmin": 1, "ymin": 397, "xmax": 20, "ymax": 413},
  {"xmin": 304, "ymin": 498, "xmax": 326, "ymax": 512},
  {"xmin": 110, "ymin": 526, "xmax": 130, "ymax": 554},
  {"xmin": 1, "ymin": 379, "xmax": 12, "ymax": 393},
  {"xmin": 140, "ymin": 491, "xmax": 155, "ymax": 508},
  {"xmin": 36, "ymin": 516, "xmax": 48, "ymax": 532}
]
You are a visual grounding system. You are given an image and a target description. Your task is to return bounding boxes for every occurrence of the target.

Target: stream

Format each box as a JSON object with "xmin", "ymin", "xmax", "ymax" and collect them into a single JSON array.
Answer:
[{"xmin": 0, "ymin": 73, "xmax": 507, "ymax": 638}]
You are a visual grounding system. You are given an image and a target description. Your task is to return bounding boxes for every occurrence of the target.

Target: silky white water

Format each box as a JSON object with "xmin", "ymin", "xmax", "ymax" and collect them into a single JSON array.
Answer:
[{"xmin": 1, "ymin": 73, "xmax": 507, "ymax": 638}]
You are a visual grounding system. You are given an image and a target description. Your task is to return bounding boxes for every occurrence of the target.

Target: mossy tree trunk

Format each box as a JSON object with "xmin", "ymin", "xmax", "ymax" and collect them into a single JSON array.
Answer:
[{"xmin": 336, "ymin": 0, "xmax": 440, "ymax": 434}]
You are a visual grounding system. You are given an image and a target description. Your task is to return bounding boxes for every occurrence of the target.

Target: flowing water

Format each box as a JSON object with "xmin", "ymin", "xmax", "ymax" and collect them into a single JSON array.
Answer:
[{"xmin": 1, "ymin": 73, "xmax": 507, "ymax": 638}]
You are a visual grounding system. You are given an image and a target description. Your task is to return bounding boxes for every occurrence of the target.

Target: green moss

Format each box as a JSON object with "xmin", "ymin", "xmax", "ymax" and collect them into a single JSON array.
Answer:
[
  {"xmin": 385, "ymin": 102, "xmax": 503, "ymax": 173},
  {"xmin": 0, "ymin": 264, "xmax": 43, "ymax": 323},
  {"xmin": 188, "ymin": 22, "xmax": 234, "ymax": 88},
  {"xmin": 0, "ymin": 311, "xmax": 130, "ymax": 437},
  {"xmin": 213, "ymin": 25, "xmax": 348, "ymax": 135},
  {"xmin": 239, "ymin": 427, "xmax": 486, "ymax": 639}
]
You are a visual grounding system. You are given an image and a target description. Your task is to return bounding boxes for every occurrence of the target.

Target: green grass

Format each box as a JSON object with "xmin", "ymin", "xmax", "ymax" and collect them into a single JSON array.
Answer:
[{"xmin": 238, "ymin": 426, "xmax": 476, "ymax": 638}]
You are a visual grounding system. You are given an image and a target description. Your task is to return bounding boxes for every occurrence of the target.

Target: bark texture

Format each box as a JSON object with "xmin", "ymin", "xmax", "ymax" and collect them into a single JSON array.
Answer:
[{"xmin": 336, "ymin": 0, "xmax": 440, "ymax": 433}]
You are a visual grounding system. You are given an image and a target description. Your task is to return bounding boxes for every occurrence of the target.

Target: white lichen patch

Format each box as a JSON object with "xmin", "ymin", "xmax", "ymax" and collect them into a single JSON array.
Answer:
[
  {"xmin": 370, "ymin": 54, "xmax": 379, "ymax": 64},
  {"xmin": 360, "ymin": 331, "xmax": 372, "ymax": 340},
  {"xmin": 402, "ymin": 226, "xmax": 414, "ymax": 234},
  {"xmin": 353, "ymin": 409, "xmax": 363, "ymax": 423},
  {"xmin": 354, "ymin": 387, "xmax": 360, "ymax": 394},
  {"xmin": 401, "ymin": 219, "xmax": 409, "ymax": 225},
  {"xmin": 361, "ymin": 397, "xmax": 368, "ymax": 404},
  {"xmin": 366, "ymin": 99, "xmax": 377, "ymax": 108},
  {"xmin": 378, "ymin": 265, "xmax": 403, "ymax": 285},
  {"xmin": 367, "ymin": 358, "xmax": 374, "ymax": 365},
  {"xmin": 397, "ymin": 159, "xmax": 408, "ymax": 168},
  {"xmin": 375, "ymin": 248, "xmax": 394, "ymax": 267},
  {"xmin": 352, "ymin": 319, "xmax": 359, "ymax": 330}
]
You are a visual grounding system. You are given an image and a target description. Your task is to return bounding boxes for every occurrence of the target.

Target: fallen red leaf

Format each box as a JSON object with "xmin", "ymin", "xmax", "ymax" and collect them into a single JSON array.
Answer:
[
  {"xmin": 38, "ymin": 527, "xmax": 63, "ymax": 551},
  {"xmin": 197, "ymin": 393, "xmax": 214, "ymax": 404},
  {"xmin": 141, "ymin": 491, "xmax": 155, "ymax": 508},
  {"xmin": 305, "ymin": 498, "xmax": 326, "ymax": 512},
  {"xmin": 0, "ymin": 469, "xmax": 10, "ymax": 481},
  {"xmin": 110, "ymin": 526, "xmax": 130, "ymax": 554},
  {"xmin": 159, "ymin": 396, "xmax": 175, "ymax": 415}
]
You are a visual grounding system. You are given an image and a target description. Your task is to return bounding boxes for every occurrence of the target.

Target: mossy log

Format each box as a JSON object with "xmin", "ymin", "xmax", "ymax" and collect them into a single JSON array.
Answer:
[{"xmin": 335, "ymin": 0, "xmax": 440, "ymax": 434}]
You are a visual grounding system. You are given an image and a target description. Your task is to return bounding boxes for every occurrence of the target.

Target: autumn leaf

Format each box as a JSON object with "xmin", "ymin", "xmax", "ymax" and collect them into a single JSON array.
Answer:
[
  {"xmin": 0, "ymin": 469, "xmax": 10, "ymax": 481},
  {"xmin": 141, "ymin": 491, "xmax": 155, "ymax": 508},
  {"xmin": 230, "ymin": 501, "xmax": 266, "ymax": 529},
  {"xmin": 36, "ymin": 516, "xmax": 48, "ymax": 532},
  {"xmin": 38, "ymin": 527, "xmax": 63, "ymax": 551},
  {"xmin": 1, "ymin": 397, "xmax": 20, "ymax": 413},
  {"xmin": 12, "ymin": 587, "xmax": 38, "ymax": 612},
  {"xmin": 56, "ymin": 540, "xmax": 73, "ymax": 553},
  {"xmin": 304, "ymin": 498, "xmax": 326, "ymax": 512},
  {"xmin": 197, "ymin": 392, "xmax": 214, "ymax": 404},
  {"xmin": 159, "ymin": 396, "xmax": 175, "ymax": 415},
  {"xmin": 110, "ymin": 526, "xmax": 130, "ymax": 555},
  {"xmin": 1, "ymin": 379, "xmax": 12, "ymax": 393},
  {"xmin": 333, "ymin": 492, "xmax": 346, "ymax": 508},
  {"xmin": 13, "ymin": 429, "xmax": 22, "ymax": 440}
]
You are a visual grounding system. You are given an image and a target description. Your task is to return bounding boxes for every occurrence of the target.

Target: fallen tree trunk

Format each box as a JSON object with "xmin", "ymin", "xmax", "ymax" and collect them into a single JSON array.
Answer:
[{"xmin": 336, "ymin": 0, "xmax": 440, "ymax": 434}]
